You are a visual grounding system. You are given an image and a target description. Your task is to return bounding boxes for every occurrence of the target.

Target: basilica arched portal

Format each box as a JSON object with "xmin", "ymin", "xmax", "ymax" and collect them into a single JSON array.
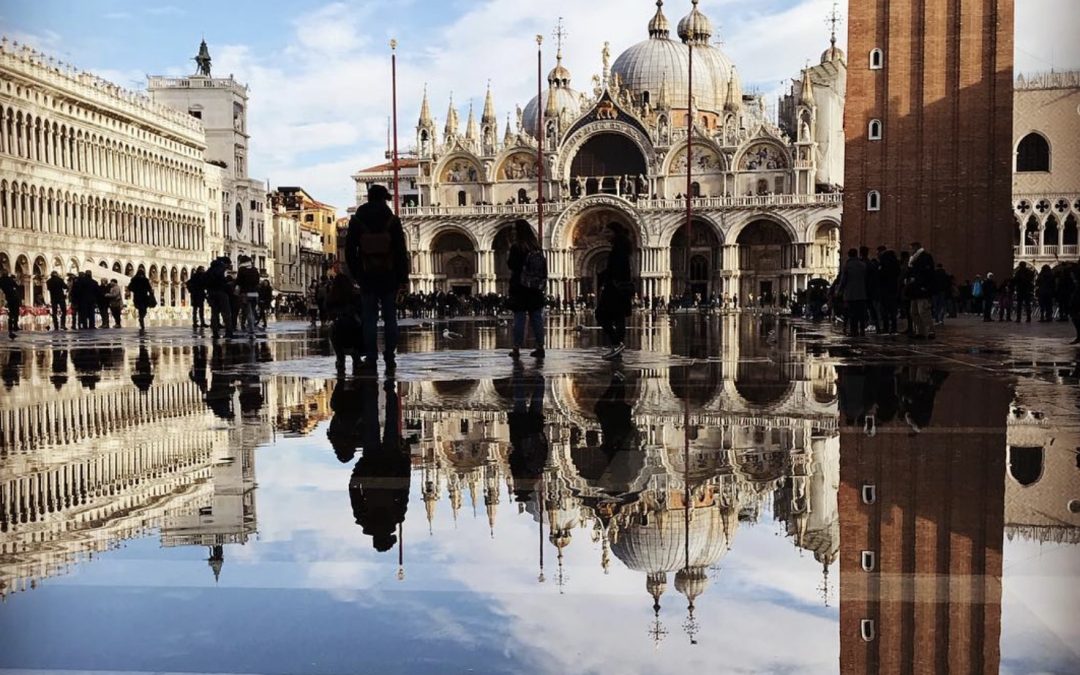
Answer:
[
  {"xmin": 562, "ymin": 205, "xmax": 642, "ymax": 299},
  {"xmin": 736, "ymin": 219, "xmax": 796, "ymax": 304},
  {"xmin": 431, "ymin": 229, "xmax": 478, "ymax": 295},
  {"xmin": 568, "ymin": 132, "xmax": 649, "ymax": 200}
]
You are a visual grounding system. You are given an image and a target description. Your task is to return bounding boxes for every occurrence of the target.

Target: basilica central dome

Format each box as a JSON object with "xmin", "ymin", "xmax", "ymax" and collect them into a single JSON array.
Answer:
[{"xmin": 610, "ymin": 0, "xmax": 737, "ymax": 113}]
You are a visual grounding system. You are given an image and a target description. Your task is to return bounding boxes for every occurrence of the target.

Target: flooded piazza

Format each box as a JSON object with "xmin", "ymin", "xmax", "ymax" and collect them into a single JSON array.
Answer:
[{"xmin": 0, "ymin": 315, "xmax": 1078, "ymax": 674}]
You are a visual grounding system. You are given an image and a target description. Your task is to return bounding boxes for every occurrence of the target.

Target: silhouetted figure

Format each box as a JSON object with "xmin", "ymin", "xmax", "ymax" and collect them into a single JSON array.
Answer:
[
  {"xmin": 507, "ymin": 219, "xmax": 547, "ymax": 361},
  {"xmin": 0, "ymin": 271, "xmax": 22, "ymax": 339},
  {"xmin": 130, "ymin": 346, "xmax": 154, "ymax": 393},
  {"xmin": 187, "ymin": 266, "xmax": 209, "ymax": 329},
  {"xmin": 596, "ymin": 223, "xmax": 634, "ymax": 360},
  {"xmin": 507, "ymin": 367, "xmax": 548, "ymax": 502},
  {"xmin": 71, "ymin": 347, "xmax": 102, "ymax": 390},
  {"xmin": 238, "ymin": 369, "xmax": 264, "ymax": 417},
  {"xmin": 189, "ymin": 345, "xmax": 209, "ymax": 393},
  {"xmin": 349, "ymin": 378, "xmax": 410, "ymax": 552},
  {"xmin": 328, "ymin": 377, "xmax": 366, "ymax": 464},
  {"xmin": 50, "ymin": 349, "xmax": 69, "ymax": 391},
  {"xmin": 204, "ymin": 344, "xmax": 235, "ymax": 420},
  {"xmin": 1, "ymin": 349, "xmax": 23, "ymax": 390},
  {"xmin": 46, "ymin": 271, "xmax": 67, "ymax": 331}
]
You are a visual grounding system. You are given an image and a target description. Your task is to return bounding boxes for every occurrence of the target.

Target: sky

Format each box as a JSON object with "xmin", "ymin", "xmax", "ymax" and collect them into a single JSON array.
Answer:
[{"xmin": 3, "ymin": 0, "xmax": 1078, "ymax": 215}]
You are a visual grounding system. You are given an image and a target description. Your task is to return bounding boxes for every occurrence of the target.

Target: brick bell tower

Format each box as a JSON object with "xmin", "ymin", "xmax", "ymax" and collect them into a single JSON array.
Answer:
[{"xmin": 842, "ymin": 0, "xmax": 1015, "ymax": 281}]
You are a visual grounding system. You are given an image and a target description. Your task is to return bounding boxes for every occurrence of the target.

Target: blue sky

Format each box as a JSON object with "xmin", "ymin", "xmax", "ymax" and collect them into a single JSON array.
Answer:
[{"xmin": 3, "ymin": 0, "xmax": 1077, "ymax": 214}]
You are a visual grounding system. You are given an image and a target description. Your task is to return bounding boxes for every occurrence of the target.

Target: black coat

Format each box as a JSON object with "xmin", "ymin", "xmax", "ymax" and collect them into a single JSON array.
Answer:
[
  {"xmin": 345, "ymin": 201, "xmax": 410, "ymax": 294},
  {"xmin": 186, "ymin": 270, "xmax": 207, "ymax": 302},
  {"xmin": 46, "ymin": 276, "xmax": 66, "ymax": 303},
  {"xmin": 596, "ymin": 234, "xmax": 634, "ymax": 320},
  {"xmin": 127, "ymin": 275, "xmax": 153, "ymax": 308},
  {"xmin": 507, "ymin": 245, "xmax": 545, "ymax": 312},
  {"xmin": 905, "ymin": 250, "xmax": 936, "ymax": 299}
]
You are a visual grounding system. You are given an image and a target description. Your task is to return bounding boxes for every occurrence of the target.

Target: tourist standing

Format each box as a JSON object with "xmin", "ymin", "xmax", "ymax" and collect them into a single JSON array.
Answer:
[
  {"xmin": 106, "ymin": 279, "xmax": 124, "ymax": 327},
  {"xmin": 187, "ymin": 266, "xmax": 208, "ymax": 329},
  {"xmin": 838, "ymin": 249, "xmax": 868, "ymax": 337},
  {"xmin": 345, "ymin": 184, "xmax": 410, "ymax": 368},
  {"xmin": 877, "ymin": 247, "xmax": 900, "ymax": 334},
  {"xmin": 1036, "ymin": 265, "xmax": 1055, "ymax": 322},
  {"xmin": 206, "ymin": 257, "xmax": 234, "ymax": 340},
  {"xmin": 258, "ymin": 278, "xmax": 274, "ymax": 328},
  {"xmin": 507, "ymin": 219, "xmax": 547, "ymax": 361},
  {"xmin": 0, "ymin": 270, "xmax": 21, "ymax": 339},
  {"xmin": 596, "ymin": 223, "xmax": 634, "ymax": 360},
  {"xmin": 46, "ymin": 271, "xmax": 67, "ymax": 331},
  {"xmin": 982, "ymin": 273, "xmax": 998, "ymax": 322},
  {"xmin": 127, "ymin": 269, "xmax": 154, "ymax": 334},
  {"xmin": 235, "ymin": 255, "xmax": 261, "ymax": 339},
  {"xmin": 1014, "ymin": 261, "xmax": 1035, "ymax": 323},
  {"xmin": 97, "ymin": 279, "xmax": 111, "ymax": 329},
  {"xmin": 904, "ymin": 242, "xmax": 935, "ymax": 339}
]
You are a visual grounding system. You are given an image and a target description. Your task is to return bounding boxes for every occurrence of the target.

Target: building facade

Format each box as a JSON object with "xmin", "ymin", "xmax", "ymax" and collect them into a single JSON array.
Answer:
[
  {"xmin": 148, "ymin": 42, "xmax": 271, "ymax": 276},
  {"xmin": 0, "ymin": 38, "xmax": 213, "ymax": 309},
  {"xmin": 273, "ymin": 186, "xmax": 338, "ymax": 264},
  {"xmin": 271, "ymin": 204, "xmax": 302, "ymax": 296},
  {"xmin": 1011, "ymin": 71, "xmax": 1080, "ymax": 269},
  {"xmin": 351, "ymin": 157, "xmax": 421, "ymax": 209},
  {"xmin": 843, "ymin": 0, "xmax": 1015, "ymax": 281},
  {"xmin": 374, "ymin": 2, "xmax": 843, "ymax": 301}
]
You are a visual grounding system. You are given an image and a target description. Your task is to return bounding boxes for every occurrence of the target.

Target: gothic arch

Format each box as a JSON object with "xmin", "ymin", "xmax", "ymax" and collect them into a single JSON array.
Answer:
[
  {"xmin": 733, "ymin": 137, "xmax": 792, "ymax": 171},
  {"xmin": 435, "ymin": 151, "xmax": 485, "ymax": 183},
  {"xmin": 662, "ymin": 136, "xmax": 729, "ymax": 175},
  {"xmin": 727, "ymin": 213, "xmax": 799, "ymax": 244},
  {"xmin": 550, "ymin": 194, "xmax": 646, "ymax": 249}
]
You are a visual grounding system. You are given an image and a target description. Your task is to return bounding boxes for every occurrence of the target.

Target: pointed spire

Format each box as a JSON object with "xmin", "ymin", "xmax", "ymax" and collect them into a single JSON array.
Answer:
[
  {"xmin": 418, "ymin": 84, "xmax": 433, "ymax": 126},
  {"xmin": 465, "ymin": 101, "xmax": 479, "ymax": 141},
  {"xmin": 724, "ymin": 67, "xmax": 740, "ymax": 112},
  {"xmin": 649, "ymin": 0, "xmax": 671, "ymax": 39},
  {"xmin": 503, "ymin": 114, "xmax": 514, "ymax": 146},
  {"xmin": 545, "ymin": 88, "xmax": 559, "ymax": 118},
  {"xmin": 482, "ymin": 81, "xmax": 496, "ymax": 125},
  {"xmin": 444, "ymin": 92, "xmax": 459, "ymax": 138},
  {"xmin": 800, "ymin": 69, "xmax": 816, "ymax": 106}
]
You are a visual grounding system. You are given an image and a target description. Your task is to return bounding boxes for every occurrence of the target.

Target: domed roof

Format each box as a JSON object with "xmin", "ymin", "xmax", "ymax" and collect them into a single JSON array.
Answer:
[
  {"xmin": 611, "ymin": 0, "xmax": 741, "ymax": 113},
  {"xmin": 523, "ymin": 86, "xmax": 585, "ymax": 138},
  {"xmin": 610, "ymin": 506, "xmax": 731, "ymax": 573},
  {"xmin": 677, "ymin": 0, "xmax": 713, "ymax": 45},
  {"xmin": 821, "ymin": 43, "xmax": 846, "ymax": 64}
]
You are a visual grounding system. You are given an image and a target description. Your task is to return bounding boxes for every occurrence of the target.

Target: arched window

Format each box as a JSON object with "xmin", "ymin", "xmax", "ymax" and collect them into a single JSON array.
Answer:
[
  {"xmin": 867, "ymin": 190, "xmax": 881, "ymax": 212},
  {"xmin": 1009, "ymin": 446, "xmax": 1043, "ymax": 486},
  {"xmin": 457, "ymin": 190, "xmax": 467, "ymax": 207},
  {"xmin": 869, "ymin": 48, "xmax": 884, "ymax": 70},
  {"xmin": 868, "ymin": 119, "xmax": 883, "ymax": 140},
  {"xmin": 235, "ymin": 202, "xmax": 243, "ymax": 233},
  {"xmin": 1016, "ymin": 133, "xmax": 1050, "ymax": 172}
]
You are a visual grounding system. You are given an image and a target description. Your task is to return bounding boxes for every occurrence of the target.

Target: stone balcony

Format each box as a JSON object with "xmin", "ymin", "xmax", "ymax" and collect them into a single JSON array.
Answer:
[{"xmin": 400, "ymin": 192, "xmax": 842, "ymax": 218}]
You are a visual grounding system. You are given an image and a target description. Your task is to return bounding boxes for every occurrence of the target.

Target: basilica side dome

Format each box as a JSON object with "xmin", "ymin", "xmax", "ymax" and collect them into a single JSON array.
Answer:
[{"xmin": 523, "ymin": 53, "xmax": 586, "ymax": 138}]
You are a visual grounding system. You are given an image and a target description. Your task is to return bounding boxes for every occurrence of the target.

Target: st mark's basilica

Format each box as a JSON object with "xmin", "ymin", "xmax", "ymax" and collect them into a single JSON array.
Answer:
[{"xmin": 399, "ymin": 1, "xmax": 846, "ymax": 302}]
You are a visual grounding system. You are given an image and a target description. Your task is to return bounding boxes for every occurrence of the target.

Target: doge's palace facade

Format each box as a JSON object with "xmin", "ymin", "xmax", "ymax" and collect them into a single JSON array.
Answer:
[{"xmin": 0, "ymin": 38, "xmax": 212, "ymax": 309}]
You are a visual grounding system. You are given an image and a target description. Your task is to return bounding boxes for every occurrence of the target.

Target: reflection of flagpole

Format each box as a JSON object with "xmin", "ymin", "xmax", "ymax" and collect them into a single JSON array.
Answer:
[
  {"xmin": 390, "ymin": 39, "xmax": 401, "ymax": 215},
  {"xmin": 536, "ymin": 34, "xmax": 545, "ymax": 244}
]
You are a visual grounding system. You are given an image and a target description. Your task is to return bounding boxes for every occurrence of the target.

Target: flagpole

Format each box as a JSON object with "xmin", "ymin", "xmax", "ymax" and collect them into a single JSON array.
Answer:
[
  {"xmin": 536, "ymin": 34, "xmax": 544, "ymax": 244},
  {"xmin": 685, "ymin": 41, "xmax": 694, "ymax": 303},
  {"xmin": 390, "ymin": 39, "xmax": 400, "ymax": 215}
]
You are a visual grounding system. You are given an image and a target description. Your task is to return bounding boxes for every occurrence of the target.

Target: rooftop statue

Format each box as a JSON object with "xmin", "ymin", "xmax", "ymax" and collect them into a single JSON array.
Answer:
[{"xmin": 194, "ymin": 39, "xmax": 211, "ymax": 77}]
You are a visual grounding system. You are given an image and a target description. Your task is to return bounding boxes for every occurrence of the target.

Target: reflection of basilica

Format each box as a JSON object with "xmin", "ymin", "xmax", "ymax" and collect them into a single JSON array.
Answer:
[
  {"xmin": 392, "ymin": 1, "xmax": 845, "ymax": 300},
  {"xmin": 401, "ymin": 319, "xmax": 840, "ymax": 638}
]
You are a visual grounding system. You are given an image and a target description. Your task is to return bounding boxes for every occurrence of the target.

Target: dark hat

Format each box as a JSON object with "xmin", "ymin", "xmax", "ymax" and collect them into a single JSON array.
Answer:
[{"xmin": 368, "ymin": 184, "xmax": 392, "ymax": 202}]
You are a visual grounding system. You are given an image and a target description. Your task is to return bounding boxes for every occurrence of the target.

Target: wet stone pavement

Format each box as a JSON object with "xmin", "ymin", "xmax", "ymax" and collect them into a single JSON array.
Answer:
[{"xmin": 0, "ymin": 314, "xmax": 1077, "ymax": 674}]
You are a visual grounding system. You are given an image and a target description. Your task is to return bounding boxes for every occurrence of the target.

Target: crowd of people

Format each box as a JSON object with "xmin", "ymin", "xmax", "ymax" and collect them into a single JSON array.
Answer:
[{"xmin": 830, "ymin": 243, "xmax": 1080, "ymax": 343}]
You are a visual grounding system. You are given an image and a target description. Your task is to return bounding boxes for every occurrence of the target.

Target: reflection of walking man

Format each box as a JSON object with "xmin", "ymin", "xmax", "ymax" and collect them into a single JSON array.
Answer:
[{"xmin": 349, "ymin": 378, "xmax": 410, "ymax": 552}]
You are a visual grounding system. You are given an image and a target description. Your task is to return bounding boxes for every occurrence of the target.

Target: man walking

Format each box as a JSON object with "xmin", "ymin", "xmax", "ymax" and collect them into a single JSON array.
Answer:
[
  {"xmin": 47, "ymin": 271, "xmax": 67, "ymax": 331},
  {"xmin": 0, "ymin": 270, "xmax": 21, "ymax": 339},
  {"xmin": 127, "ymin": 269, "xmax": 154, "ymax": 334},
  {"xmin": 345, "ymin": 184, "xmax": 410, "ymax": 369}
]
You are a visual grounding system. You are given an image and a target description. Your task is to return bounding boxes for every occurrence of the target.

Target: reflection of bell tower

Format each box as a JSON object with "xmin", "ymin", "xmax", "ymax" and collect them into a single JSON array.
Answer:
[
  {"xmin": 838, "ymin": 368, "xmax": 1008, "ymax": 673},
  {"xmin": 207, "ymin": 545, "xmax": 224, "ymax": 582}
]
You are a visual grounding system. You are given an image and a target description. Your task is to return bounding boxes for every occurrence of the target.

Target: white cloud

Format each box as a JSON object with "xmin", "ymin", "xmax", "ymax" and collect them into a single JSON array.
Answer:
[{"xmin": 144, "ymin": 5, "xmax": 185, "ymax": 16}]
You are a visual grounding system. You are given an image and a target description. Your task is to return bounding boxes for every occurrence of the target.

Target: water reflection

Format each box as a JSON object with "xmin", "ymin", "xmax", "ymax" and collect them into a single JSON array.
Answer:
[{"xmin": 0, "ymin": 322, "xmax": 1076, "ymax": 673}]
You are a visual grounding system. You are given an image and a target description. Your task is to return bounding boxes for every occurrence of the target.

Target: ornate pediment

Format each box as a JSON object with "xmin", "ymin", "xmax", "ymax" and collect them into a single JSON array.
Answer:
[{"xmin": 566, "ymin": 90, "xmax": 651, "ymax": 142}]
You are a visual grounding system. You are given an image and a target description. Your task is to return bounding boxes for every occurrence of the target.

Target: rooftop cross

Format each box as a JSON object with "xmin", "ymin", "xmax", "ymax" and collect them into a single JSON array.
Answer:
[
  {"xmin": 553, "ymin": 16, "xmax": 567, "ymax": 59},
  {"xmin": 827, "ymin": 1, "xmax": 843, "ymax": 47}
]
